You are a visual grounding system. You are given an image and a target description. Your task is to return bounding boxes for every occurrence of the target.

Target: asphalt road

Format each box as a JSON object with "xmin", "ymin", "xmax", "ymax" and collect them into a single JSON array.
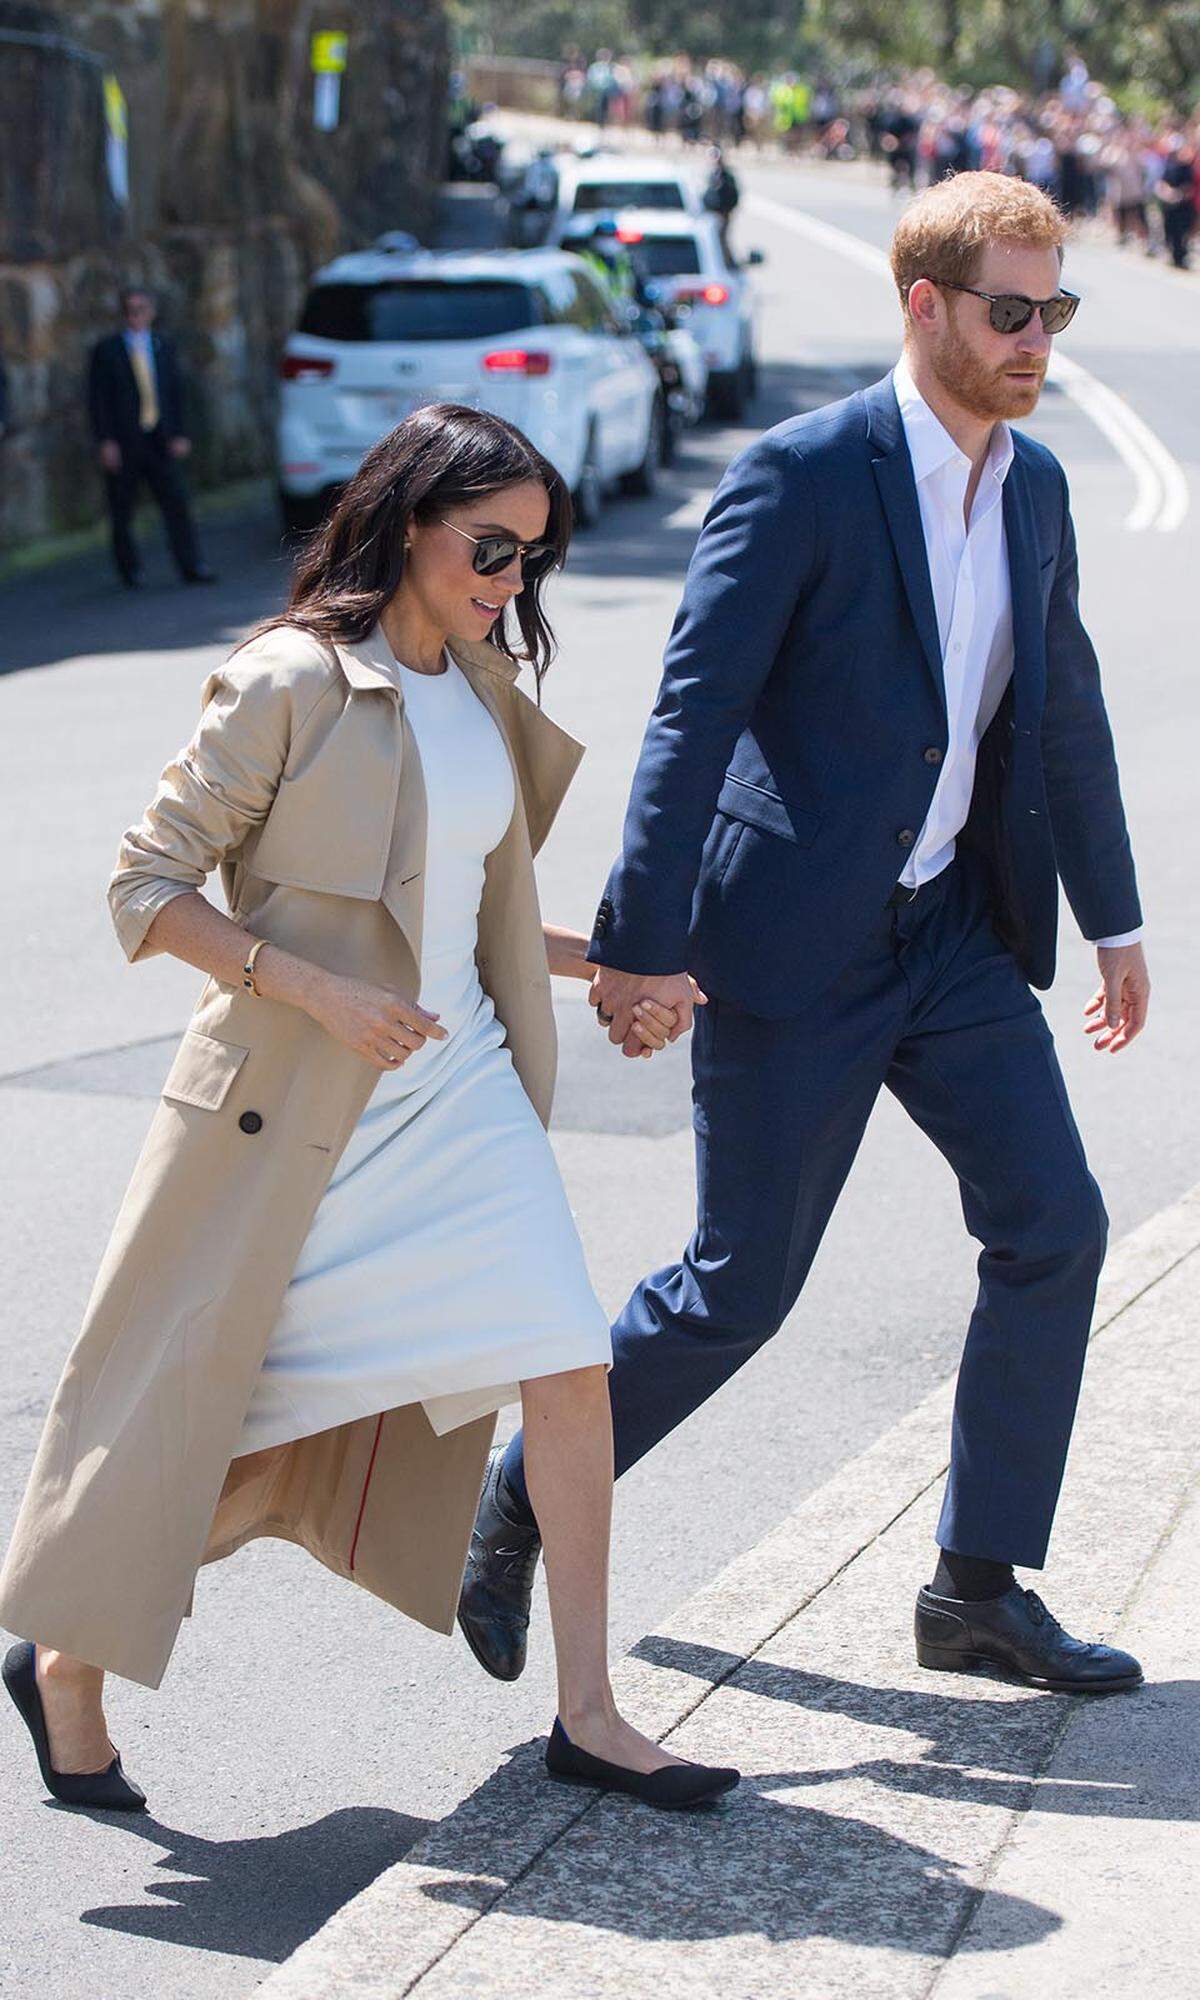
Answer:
[{"xmin": 1, "ymin": 154, "xmax": 1197, "ymax": 2000}]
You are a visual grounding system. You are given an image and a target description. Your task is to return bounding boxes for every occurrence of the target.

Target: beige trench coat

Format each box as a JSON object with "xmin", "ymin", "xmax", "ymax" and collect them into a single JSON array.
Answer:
[{"xmin": 0, "ymin": 622, "xmax": 584, "ymax": 1689}]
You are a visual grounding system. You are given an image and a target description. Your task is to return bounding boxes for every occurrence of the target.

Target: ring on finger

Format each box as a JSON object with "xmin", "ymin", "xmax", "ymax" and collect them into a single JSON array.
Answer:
[{"xmin": 596, "ymin": 1006, "xmax": 614, "ymax": 1026}]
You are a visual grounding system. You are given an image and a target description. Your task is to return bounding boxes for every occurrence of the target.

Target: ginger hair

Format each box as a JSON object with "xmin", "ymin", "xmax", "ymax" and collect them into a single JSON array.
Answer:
[{"xmin": 890, "ymin": 172, "xmax": 1067, "ymax": 322}]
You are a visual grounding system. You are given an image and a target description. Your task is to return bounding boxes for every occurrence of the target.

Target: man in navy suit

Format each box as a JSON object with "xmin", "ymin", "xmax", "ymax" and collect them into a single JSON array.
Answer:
[
  {"xmin": 88, "ymin": 286, "xmax": 216, "ymax": 588},
  {"xmin": 461, "ymin": 174, "xmax": 1150, "ymax": 1693}
]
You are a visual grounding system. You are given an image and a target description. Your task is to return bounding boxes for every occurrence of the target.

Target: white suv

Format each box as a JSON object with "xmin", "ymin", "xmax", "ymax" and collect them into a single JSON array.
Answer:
[
  {"xmin": 598, "ymin": 211, "xmax": 764, "ymax": 420},
  {"xmin": 277, "ymin": 246, "xmax": 663, "ymax": 534},
  {"xmin": 545, "ymin": 151, "xmax": 705, "ymax": 246}
]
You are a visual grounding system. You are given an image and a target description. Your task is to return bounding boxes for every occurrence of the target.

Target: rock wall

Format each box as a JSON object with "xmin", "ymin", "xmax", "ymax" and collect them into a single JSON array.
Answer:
[{"xmin": 0, "ymin": 0, "xmax": 451, "ymax": 550}]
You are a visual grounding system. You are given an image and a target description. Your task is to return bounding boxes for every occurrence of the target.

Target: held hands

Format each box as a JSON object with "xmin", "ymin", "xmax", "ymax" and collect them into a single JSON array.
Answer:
[
  {"xmin": 306, "ymin": 970, "xmax": 448, "ymax": 1071},
  {"xmin": 1085, "ymin": 942, "xmax": 1150, "ymax": 1054},
  {"xmin": 99, "ymin": 440, "xmax": 122, "ymax": 473},
  {"xmin": 169, "ymin": 435, "xmax": 192, "ymax": 459},
  {"xmin": 588, "ymin": 966, "xmax": 708, "ymax": 1060}
]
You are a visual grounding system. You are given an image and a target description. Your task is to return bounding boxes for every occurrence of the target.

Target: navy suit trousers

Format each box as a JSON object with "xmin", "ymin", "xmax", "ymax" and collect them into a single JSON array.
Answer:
[{"xmin": 505, "ymin": 852, "xmax": 1107, "ymax": 1568}]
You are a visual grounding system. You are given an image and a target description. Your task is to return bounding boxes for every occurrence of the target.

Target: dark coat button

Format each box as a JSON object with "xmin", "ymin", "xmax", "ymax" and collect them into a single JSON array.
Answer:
[
  {"xmin": 897, "ymin": 828, "xmax": 916, "ymax": 848},
  {"xmin": 923, "ymin": 746, "xmax": 943, "ymax": 765},
  {"xmin": 593, "ymin": 912, "xmax": 609, "ymax": 938},
  {"xmin": 238, "ymin": 1110, "xmax": 264, "ymax": 1134}
]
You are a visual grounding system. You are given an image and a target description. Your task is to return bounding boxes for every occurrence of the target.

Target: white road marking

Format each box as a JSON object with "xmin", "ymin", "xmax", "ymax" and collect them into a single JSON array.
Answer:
[{"xmin": 747, "ymin": 190, "xmax": 1190, "ymax": 534}]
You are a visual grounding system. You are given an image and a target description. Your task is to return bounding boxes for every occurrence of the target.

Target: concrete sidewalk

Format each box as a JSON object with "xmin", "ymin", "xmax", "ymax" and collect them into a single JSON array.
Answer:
[{"xmin": 258, "ymin": 1186, "xmax": 1200, "ymax": 2000}]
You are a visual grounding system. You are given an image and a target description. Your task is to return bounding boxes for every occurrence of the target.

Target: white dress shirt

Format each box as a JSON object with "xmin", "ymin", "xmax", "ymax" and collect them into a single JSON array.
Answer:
[{"xmin": 892, "ymin": 356, "xmax": 1141, "ymax": 949}]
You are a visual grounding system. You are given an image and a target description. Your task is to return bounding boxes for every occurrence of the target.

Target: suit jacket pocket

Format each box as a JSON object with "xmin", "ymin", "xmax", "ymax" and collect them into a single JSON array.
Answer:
[
  {"xmin": 716, "ymin": 774, "xmax": 822, "ymax": 846},
  {"xmin": 161, "ymin": 1031, "xmax": 250, "ymax": 1112}
]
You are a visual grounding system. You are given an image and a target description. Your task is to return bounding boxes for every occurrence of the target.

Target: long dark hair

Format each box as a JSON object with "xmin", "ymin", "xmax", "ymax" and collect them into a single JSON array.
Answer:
[{"xmin": 262, "ymin": 403, "xmax": 572, "ymax": 695}]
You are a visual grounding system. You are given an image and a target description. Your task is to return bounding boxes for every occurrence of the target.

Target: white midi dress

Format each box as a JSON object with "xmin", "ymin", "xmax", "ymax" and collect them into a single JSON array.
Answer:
[{"xmin": 237, "ymin": 648, "xmax": 611, "ymax": 1454}]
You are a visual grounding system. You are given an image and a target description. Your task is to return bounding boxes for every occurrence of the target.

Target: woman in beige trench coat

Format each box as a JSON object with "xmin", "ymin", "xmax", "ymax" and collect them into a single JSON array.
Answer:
[{"xmin": 1, "ymin": 403, "xmax": 739, "ymax": 1815}]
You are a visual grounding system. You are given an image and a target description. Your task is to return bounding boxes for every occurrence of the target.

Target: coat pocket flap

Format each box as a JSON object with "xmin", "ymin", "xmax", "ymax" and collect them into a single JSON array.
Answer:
[
  {"xmin": 716, "ymin": 775, "xmax": 821, "ymax": 847},
  {"xmin": 161, "ymin": 1030, "xmax": 249, "ymax": 1111}
]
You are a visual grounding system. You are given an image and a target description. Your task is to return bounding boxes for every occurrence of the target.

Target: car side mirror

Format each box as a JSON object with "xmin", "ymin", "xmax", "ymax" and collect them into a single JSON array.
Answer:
[{"xmin": 747, "ymin": 248, "xmax": 766, "ymax": 267}]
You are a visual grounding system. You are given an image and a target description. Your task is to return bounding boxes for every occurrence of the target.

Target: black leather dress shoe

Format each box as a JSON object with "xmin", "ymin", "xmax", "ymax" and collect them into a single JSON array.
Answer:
[
  {"xmin": 915, "ymin": 1583, "xmax": 1143, "ymax": 1692},
  {"xmin": 3, "ymin": 1643, "xmax": 147, "ymax": 1810},
  {"xmin": 457, "ymin": 1448, "xmax": 541, "ymax": 1682},
  {"xmin": 546, "ymin": 1719, "xmax": 740, "ymax": 1810}
]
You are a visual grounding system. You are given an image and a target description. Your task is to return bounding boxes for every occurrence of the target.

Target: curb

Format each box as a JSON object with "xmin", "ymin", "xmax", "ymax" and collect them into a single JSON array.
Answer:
[{"xmin": 257, "ymin": 1182, "xmax": 1200, "ymax": 1999}]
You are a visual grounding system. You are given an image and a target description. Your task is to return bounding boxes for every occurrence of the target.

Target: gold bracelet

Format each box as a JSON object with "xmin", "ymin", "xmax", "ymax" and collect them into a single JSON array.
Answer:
[{"xmin": 242, "ymin": 937, "xmax": 269, "ymax": 997}]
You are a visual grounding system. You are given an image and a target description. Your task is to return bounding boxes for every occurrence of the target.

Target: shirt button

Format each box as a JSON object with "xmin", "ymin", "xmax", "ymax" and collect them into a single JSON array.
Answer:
[
  {"xmin": 897, "ymin": 828, "xmax": 916, "ymax": 848},
  {"xmin": 238, "ymin": 1110, "xmax": 264, "ymax": 1135},
  {"xmin": 923, "ymin": 746, "xmax": 943, "ymax": 765}
]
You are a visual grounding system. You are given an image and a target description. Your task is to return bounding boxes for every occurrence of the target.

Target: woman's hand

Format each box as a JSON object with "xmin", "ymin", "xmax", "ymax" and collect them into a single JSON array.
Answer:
[
  {"xmin": 628, "ymin": 998, "xmax": 679, "ymax": 1058},
  {"xmin": 305, "ymin": 970, "xmax": 447, "ymax": 1071}
]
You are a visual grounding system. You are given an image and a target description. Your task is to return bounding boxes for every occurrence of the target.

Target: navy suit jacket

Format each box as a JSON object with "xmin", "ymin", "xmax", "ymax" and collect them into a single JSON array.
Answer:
[
  {"xmin": 588, "ymin": 373, "xmax": 1141, "ymax": 1015},
  {"xmin": 88, "ymin": 331, "xmax": 188, "ymax": 448}
]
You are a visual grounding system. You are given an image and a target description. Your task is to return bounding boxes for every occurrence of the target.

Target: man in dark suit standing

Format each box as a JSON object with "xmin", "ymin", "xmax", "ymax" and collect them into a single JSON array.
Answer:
[
  {"xmin": 461, "ymin": 174, "xmax": 1152, "ymax": 1696},
  {"xmin": 88, "ymin": 287, "xmax": 216, "ymax": 588}
]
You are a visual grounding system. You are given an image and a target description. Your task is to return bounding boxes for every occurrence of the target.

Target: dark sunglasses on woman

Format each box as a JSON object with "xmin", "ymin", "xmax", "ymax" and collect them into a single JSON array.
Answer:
[
  {"xmin": 440, "ymin": 519, "xmax": 560, "ymax": 583},
  {"xmin": 927, "ymin": 280, "xmax": 1081, "ymax": 336}
]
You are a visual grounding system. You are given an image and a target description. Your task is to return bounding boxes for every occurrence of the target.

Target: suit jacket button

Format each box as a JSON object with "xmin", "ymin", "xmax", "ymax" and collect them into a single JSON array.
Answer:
[
  {"xmin": 897, "ymin": 828, "xmax": 916, "ymax": 848},
  {"xmin": 923, "ymin": 746, "xmax": 943, "ymax": 765},
  {"xmin": 238, "ymin": 1110, "xmax": 263, "ymax": 1134}
]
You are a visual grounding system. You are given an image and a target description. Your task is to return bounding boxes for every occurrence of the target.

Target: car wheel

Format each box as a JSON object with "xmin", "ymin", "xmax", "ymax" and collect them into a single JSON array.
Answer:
[
  {"xmin": 572, "ymin": 425, "xmax": 603, "ymax": 530},
  {"xmin": 705, "ymin": 365, "xmax": 745, "ymax": 423},
  {"xmin": 620, "ymin": 397, "xmax": 665, "ymax": 496},
  {"xmin": 744, "ymin": 348, "xmax": 759, "ymax": 398}
]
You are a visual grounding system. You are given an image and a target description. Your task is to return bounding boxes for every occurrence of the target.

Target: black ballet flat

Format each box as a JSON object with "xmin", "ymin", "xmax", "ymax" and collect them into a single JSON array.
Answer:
[
  {"xmin": 545, "ymin": 1717, "xmax": 739, "ymax": 1811},
  {"xmin": 2, "ymin": 1642, "xmax": 147, "ymax": 1812}
]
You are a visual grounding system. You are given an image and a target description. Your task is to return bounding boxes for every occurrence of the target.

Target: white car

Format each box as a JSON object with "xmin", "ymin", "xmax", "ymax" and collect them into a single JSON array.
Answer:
[
  {"xmin": 599, "ymin": 210, "xmax": 764, "ymax": 420},
  {"xmin": 277, "ymin": 247, "xmax": 663, "ymax": 535},
  {"xmin": 544, "ymin": 150, "xmax": 705, "ymax": 246}
]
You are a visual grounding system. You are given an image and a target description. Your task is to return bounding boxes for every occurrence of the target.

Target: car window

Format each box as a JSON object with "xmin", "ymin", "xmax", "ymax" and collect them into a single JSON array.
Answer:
[
  {"xmin": 298, "ymin": 281, "xmax": 542, "ymax": 343},
  {"xmin": 630, "ymin": 236, "xmax": 704, "ymax": 277},
  {"xmin": 571, "ymin": 180, "xmax": 687, "ymax": 212}
]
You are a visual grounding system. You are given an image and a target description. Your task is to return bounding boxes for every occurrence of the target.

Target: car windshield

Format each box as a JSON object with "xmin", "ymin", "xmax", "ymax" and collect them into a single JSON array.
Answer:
[
  {"xmin": 572, "ymin": 181, "xmax": 687, "ymax": 212},
  {"xmin": 630, "ymin": 237, "xmax": 704, "ymax": 276},
  {"xmin": 298, "ymin": 280, "xmax": 540, "ymax": 342}
]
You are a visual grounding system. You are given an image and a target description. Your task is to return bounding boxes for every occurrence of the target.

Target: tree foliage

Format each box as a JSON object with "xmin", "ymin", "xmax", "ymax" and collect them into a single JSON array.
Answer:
[{"xmin": 451, "ymin": 0, "xmax": 1199, "ymax": 108}]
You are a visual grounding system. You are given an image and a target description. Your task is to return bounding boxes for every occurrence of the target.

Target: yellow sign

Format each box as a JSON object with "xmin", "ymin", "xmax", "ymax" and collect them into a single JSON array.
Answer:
[
  {"xmin": 103, "ymin": 73, "xmax": 128, "ymax": 141},
  {"xmin": 311, "ymin": 32, "xmax": 348, "ymax": 75}
]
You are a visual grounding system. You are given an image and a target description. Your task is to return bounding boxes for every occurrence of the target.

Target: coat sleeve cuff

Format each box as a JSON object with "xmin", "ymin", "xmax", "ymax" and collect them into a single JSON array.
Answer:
[{"xmin": 109, "ymin": 879, "xmax": 197, "ymax": 963}]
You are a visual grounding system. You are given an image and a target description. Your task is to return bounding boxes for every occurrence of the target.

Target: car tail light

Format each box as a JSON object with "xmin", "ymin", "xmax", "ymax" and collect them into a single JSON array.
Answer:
[
  {"xmin": 677, "ymin": 284, "xmax": 730, "ymax": 307},
  {"xmin": 482, "ymin": 349, "xmax": 553, "ymax": 376},
  {"xmin": 616, "ymin": 224, "xmax": 644, "ymax": 243},
  {"xmin": 280, "ymin": 353, "xmax": 336, "ymax": 382}
]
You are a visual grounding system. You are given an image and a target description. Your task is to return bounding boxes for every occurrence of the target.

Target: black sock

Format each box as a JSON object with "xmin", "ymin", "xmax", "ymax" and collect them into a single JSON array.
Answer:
[{"xmin": 933, "ymin": 1550, "xmax": 1015, "ymax": 1601}]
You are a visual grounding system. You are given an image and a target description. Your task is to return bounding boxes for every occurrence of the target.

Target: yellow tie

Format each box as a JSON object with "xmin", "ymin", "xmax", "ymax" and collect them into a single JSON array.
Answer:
[{"xmin": 129, "ymin": 342, "xmax": 159, "ymax": 430}]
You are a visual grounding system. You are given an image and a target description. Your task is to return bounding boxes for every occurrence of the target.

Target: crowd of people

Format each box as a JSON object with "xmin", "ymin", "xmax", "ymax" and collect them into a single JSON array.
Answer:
[{"xmin": 555, "ymin": 48, "xmax": 1200, "ymax": 269}]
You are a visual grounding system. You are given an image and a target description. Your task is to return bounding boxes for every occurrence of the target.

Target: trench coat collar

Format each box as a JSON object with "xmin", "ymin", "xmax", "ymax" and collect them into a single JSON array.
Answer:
[{"xmin": 331, "ymin": 624, "xmax": 521, "ymax": 695}]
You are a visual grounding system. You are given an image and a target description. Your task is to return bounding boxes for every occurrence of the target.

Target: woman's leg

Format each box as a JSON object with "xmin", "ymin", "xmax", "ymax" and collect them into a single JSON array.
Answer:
[
  {"xmin": 33, "ymin": 1650, "xmax": 112, "ymax": 1773},
  {"xmin": 520, "ymin": 1364, "xmax": 683, "ymax": 1773}
]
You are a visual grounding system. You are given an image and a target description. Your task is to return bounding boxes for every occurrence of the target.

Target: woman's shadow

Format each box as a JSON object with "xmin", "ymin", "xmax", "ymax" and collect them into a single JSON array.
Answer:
[{"xmin": 73, "ymin": 1802, "xmax": 428, "ymax": 1962}]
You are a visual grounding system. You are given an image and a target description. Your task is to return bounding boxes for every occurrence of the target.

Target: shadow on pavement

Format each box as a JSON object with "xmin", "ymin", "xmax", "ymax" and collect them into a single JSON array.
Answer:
[
  {"xmin": 75, "ymin": 1804, "xmax": 429, "ymax": 1963},
  {"xmin": 1, "ymin": 497, "xmax": 295, "ymax": 679},
  {"xmin": 416, "ymin": 1744, "xmax": 1062, "ymax": 1956},
  {"xmin": 633, "ymin": 1635, "xmax": 1200, "ymax": 1820}
]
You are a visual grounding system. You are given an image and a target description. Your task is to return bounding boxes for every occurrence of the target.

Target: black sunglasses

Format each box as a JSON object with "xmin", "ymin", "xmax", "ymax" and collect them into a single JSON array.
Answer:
[
  {"xmin": 929, "ymin": 280, "xmax": 1081, "ymax": 336},
  {"xmin": 439, "ymin": 519, "xmax": 559, "ymax": 583}
]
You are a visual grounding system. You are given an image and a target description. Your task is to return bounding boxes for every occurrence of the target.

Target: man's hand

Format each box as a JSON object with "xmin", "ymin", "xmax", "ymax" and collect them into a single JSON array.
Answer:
[
  {"xmin": 169, "ymin": 435, "xmax": 192, "ymax": 460},
  {"xmin": 1085, "ymin": 942, "xmax": 1150, "ymax": 1054},
  {"xmin": 99, "ymin": 439, "xmax": 122, "ymax": 473},
  {"xmin": 588, "ymin": 966, "xmax": 707, "ymax": 1060}
]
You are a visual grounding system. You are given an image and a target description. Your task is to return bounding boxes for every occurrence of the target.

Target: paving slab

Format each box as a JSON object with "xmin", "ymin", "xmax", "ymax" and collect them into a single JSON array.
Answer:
[{"xmin": 256, "ymin": 1186, "xmax": 1200, "ymax": 2000}]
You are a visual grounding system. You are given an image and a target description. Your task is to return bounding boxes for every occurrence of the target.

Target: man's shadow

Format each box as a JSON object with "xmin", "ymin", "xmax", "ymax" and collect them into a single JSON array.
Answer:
[
  {"xmin": 74, "ymin": 1803, "xmax": 428, "ymax": 1961},
  {"xmin": 634, "ymin": 1634, "xmax": 1200, "ymax": 1822}
]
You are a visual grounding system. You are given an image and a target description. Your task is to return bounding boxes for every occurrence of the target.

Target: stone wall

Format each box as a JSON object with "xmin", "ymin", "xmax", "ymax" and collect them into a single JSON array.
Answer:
[{"xmin": 0, "ymin": 0, "xmax": 451, "ymax": 550}]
